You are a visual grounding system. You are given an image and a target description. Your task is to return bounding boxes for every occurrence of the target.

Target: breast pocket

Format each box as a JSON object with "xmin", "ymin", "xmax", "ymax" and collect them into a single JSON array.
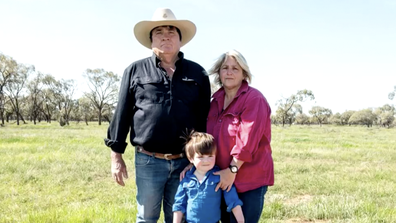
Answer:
[
  {"xmin": 185, "ymin": 181, "xmax": 199, "ymax": 199},
  {"xmin": 179, "ymin": 77, "xmax": 199, "ymax": 104},
  {"xmin": 135, "ymin": 78, "xmax": 166, "ymax": 105}
]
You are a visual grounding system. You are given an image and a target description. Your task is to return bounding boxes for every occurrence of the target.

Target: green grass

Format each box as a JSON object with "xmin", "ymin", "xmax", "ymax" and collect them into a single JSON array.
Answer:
[
  {"xmin": 265, "ymin": 125, "xmax": 396, "ymax": 223},
  {"xmin": 1, "ymin": 123, "xmax": 396, "ymax": 222}
]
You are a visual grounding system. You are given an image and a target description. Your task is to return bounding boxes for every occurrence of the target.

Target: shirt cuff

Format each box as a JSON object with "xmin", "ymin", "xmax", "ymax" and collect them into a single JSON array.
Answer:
[
  {"xmin": 172, "ymin": 205, "xmax": 186, "ymax": 213},
  {"xmin": 104, "ymin": 138, "xmax": 127, "ymax": 154},
  {"xmin": 226, "ymin": 199, "xmax": 243, "ymax": 212}
]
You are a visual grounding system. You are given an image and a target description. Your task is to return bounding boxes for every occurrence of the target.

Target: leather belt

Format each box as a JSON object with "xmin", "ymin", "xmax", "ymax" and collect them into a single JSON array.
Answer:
[{"xmin": 136, "ymin": 146, "xmax": 184, "ymax": 160}]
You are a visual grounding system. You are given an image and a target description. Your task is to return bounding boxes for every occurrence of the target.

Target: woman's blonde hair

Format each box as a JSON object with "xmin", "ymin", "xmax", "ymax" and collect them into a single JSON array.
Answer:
[{"xmin": 208, "ymin": 49, "xmax": 252, "ymax": 87}]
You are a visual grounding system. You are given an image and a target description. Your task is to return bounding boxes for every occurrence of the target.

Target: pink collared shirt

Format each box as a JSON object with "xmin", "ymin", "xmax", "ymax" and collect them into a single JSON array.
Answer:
[{"xmin": 207, "ymin": 81, "xmax": 274, "ymax": 193}]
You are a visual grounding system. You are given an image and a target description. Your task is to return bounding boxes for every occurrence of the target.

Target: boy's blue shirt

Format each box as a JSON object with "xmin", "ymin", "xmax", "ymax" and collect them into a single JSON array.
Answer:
[{"xmin": 172, "ymin": 165, "xmax": 243, "ymax": 223}]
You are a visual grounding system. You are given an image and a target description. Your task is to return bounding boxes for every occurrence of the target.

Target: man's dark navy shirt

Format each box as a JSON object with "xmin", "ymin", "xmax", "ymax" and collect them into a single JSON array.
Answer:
[{"xmin": 105, "ymin": 52, "xmax": 211, "ymax": 154}]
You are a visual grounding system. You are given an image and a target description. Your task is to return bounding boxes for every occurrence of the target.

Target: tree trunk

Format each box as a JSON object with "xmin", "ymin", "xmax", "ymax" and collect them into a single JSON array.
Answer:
[
  {"xmin": 16, "ymin": 112, "xmax": 20, "ymax": 125},
  {"xmin": 98, "ymin": 108, "xmax": 102, "ymax": 125},
  {"xmin": 0, "ymin": 112, "xmax": 4, "ymax": 125}
]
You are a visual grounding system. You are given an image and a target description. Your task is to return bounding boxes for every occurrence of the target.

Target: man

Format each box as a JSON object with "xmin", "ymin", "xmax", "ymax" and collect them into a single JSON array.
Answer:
[{"xmin": 104, "ymin": 8, "xmax": 211, "ymax": 223}]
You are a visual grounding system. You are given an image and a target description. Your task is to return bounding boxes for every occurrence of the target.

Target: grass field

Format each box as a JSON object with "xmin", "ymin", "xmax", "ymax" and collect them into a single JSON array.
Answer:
[{"xmin": 1, "ymin": 122, "xmax": 395, "ymax": 222}]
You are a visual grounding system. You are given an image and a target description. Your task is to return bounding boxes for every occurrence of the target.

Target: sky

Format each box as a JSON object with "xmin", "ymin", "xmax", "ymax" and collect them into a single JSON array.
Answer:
[{"xmin": 1, "ymin": 0, "xmax": 396, "ymax": 114}]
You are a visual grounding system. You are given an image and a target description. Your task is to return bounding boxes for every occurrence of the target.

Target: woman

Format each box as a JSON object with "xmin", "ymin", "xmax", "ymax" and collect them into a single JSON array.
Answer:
[{"xmin": 207, "ymin": 50, "xmax": 274, "ymax": 223}]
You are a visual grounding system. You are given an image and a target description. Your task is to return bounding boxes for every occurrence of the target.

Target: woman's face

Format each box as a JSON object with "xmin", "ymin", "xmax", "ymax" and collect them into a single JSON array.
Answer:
[{"xmin": 219, "ymin": 56, "xmax": 245, "ymax": 91}]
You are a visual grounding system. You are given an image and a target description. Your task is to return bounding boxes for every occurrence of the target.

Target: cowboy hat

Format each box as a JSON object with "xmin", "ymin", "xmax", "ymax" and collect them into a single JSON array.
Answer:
[{"xmin": 134, "ymin": 8, "xmax": 197, "ymax": 49}]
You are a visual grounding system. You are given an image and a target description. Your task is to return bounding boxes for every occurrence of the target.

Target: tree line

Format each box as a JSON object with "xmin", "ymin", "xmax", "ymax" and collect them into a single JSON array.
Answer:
[
  {"xmin": 272, "ymin": 89, "xmax": 396, "ymax": 128},
  {"xmin": 1, "ymin": 52, "xmax": 396, "ymax": 128},
  {"xmin": 1, "ymin": 52, "xmax": 119, "ymax": 126}
]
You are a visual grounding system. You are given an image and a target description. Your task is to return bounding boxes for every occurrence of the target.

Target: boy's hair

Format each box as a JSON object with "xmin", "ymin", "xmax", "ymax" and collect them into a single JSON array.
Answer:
[{"xmin": 183, "ymin": 131, "xmax": 217, "ymax": 160}]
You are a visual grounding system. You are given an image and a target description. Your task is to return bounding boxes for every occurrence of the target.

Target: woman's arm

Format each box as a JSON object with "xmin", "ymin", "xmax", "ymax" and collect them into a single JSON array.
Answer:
[{"xmin": 214, "ymin": 157, "xmax": 244, "ymax": 192}]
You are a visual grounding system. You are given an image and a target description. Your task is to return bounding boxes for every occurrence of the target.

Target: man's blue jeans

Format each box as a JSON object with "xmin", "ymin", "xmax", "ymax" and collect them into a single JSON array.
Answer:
[
  {"xmin": 135, "ymin": 150, "xmax": 190, "ymax": 223},
  {"xmin": 221, "ymin": 186, "xmax": 268, "ymax": 223}
]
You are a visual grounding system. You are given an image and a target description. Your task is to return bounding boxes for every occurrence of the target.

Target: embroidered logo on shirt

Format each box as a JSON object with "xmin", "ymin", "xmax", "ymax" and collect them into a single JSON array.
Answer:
[{"xmin": 182, "ymin": 77, "xmax": 195, "ymax": 82}]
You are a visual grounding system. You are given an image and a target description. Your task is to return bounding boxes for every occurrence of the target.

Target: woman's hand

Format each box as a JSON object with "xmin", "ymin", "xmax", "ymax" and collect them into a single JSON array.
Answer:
[
  {"xmin": 179, "ymin": 163, "xmax": 193, "ymax": 181},
  {"xmin": 213, "ymin": 168, "xmax": 236, "ymax": 192}
]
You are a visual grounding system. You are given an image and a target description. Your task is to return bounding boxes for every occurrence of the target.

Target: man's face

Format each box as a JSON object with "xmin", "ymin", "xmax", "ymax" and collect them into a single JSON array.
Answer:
[{"xmin": 151, "ymin": 26, "xmax": 181, "ymax": 56}]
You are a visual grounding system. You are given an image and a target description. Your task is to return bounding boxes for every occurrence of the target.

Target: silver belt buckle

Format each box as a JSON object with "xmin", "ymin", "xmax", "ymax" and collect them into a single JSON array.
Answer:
[{"xmin": 164, "ymin": 153, "xmax": 172, "ymax": 160}]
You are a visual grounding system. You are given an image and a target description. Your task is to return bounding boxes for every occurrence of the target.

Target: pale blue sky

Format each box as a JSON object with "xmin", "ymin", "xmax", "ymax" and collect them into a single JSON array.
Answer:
[{"xmin": 1, "ymin": 0, "xmax": 396, "ymax": 113}]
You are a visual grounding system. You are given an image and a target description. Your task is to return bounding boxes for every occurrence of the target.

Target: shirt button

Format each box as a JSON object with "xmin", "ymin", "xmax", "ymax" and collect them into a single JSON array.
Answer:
[{"xmin": 219, "ymin": 119, "xmax": 222, "ymax": 122}]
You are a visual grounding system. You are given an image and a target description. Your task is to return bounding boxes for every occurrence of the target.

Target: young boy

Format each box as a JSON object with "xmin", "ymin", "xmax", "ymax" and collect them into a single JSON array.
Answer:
[{"xmin": 173, "ymin": 131, "xmax": 244, "ymax": 223}]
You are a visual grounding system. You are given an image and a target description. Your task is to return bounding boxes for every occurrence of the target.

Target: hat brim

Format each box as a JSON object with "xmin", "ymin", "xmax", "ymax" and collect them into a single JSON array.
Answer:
[{"xmin": 134, "ymin": 20, "xmax": 196, "ymax": 49}]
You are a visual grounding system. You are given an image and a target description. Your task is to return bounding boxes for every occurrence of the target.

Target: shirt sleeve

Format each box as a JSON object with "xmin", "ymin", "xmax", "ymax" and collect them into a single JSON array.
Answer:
[
  {"xmin": 104, "ymin": 65, "xmax": 135, "ymax": 154},
  {"xmin": 172, "ymin": 182, "xmax": 188, "ymax": 213},
  {"xmin": 223, "ymin": 184, "xmax": 243, "ymax": 212},
  {"xmin": 231, "ymin": 92, "xmax": 271, "ymax": 162},
  {"xmin": 196, "ymin": 71, "xmax": 211, "ymax": 133}
]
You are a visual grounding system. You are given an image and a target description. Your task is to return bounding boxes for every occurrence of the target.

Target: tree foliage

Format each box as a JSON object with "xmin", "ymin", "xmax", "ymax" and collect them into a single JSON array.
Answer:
[
  {"xmin": 56, "ymin": 79, "xmax": 76, "ymax": 126},
  {"xmin": 389, "ymin": 86, "xmax": 396, "ymax": 100},
  {"xmin": 1, "ymin": 52, "xmax": 395, "ymax": 128},
  {"xmin": 374, "ymin": 104, "xmax": 395, "ymax": 128},
  {"xmin": 309, "ymin": 106, "xmax": 332, "ymax": 126},
  {"xmin": 348, "ymin": 109, "xmax": 376, "ymax": 127},
  {"xmin": 294, "ymin": 113, "xmax": 311, "ymax": 125},
  {"xmin": 341, "ymin": 110, "xmax": 355, "ymax": 125},
  {"xmin": 83, "ymin": 68, "xmax": 120, "ymax": 125},
  {"xmin": 0, "ymin": 53, "xmax": 18, "ymax": 125},
  {"xmin": 275, "ymin": 89, "xmax": 315, "ymax": 126},
  {"xmin": 4, "ymin": 63, "xmax": 34, "ymax": 125}
]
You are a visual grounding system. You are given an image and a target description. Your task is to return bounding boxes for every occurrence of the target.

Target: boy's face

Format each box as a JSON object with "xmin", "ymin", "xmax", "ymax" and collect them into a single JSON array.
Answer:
[{"xmin": 190, "ymin": 152, "xmax": 216, "ymax": 173}]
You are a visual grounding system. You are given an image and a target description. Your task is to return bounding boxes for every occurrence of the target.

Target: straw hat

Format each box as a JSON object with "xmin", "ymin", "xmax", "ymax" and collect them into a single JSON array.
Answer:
[{"xmin": 134, "ymin": 8, "xmax": 197, "ymax": 49}]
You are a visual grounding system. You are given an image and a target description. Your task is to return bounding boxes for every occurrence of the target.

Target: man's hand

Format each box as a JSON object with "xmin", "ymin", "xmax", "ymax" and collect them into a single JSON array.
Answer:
[
  {"xmin": 179, "ymin": 163, "xmax": 193, "ymax": 181},
  {"xmin": 111, "ymin": 151, "xmax": 128, "ymax": 186}
]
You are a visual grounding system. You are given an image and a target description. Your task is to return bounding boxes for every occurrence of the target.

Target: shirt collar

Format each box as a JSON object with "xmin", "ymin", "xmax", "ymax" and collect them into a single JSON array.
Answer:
[
  {"xmin": 151, "ymin": 51, "xmax": 184, "ymax": 68},
  {"xmin": 186, "ymin": 166, "xmax": 196, "ymax": 177},
  {"xmin": 185, "ymin": 166, "xmax": 217, "ymax": 179},
  {"xmin": 212, "ymin": 80, "xmax": 249, "ymax": 100}
]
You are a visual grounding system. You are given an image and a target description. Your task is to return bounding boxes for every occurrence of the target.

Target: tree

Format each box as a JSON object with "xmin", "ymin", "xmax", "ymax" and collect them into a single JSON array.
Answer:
[
  {"xmin": 4, "ymin": 63, "xmax": 34, "ymax": 125},
  {"xmin": 295, "ymin": 113, "xmax": 311, "ymax": 125},
  {"xmin": 348, "ymin": 109, "xmax": 376, "ymax": 127},
  {"xmin": 1, "ymin": 95, "xmax": 14, "ymax": 122},
  {"xmin": 56, "ymin": 79, "xmax": 76, "ymax": 126},
  {"xmin": 40, "ymin": 74, "xmax": 60, "ymax": 123},
  {"xmin": 26, "ymin": 72, "xmax": 46, "ymax": 124},
  {"xmin": 288, "ymin": 104, "xmax": 303, "ymax": 125},
  {"xmin": 275, "ymin": 89, "xmax": 315, "ymax": 126},
  {"xmin": 329, "ymin": 113, "xmax": 342, "ymax": 125},
  {"xmin": 340, "ymin": 110, "xmax": 355, "ymax": 126},
  {"xmin": 0, "ymin": 53, "xmax": 18, "ymax": 125},
  {"xmin": 309, "ymin": 106, "xmax": 332, "ymax": 126},
  {"xmin": 73, "ymin": 97, "xmax": 95, "ymax": 125},
  {"xmin": 374, "ymin": 104, "xmax": 395, "ymax": 128},
  {"xmin": 83, "ymin": 68, "xmax": 120, "ymax": 125},
  {"xmin": 389, "ymin": 86, "xmax": 396, "ymax": 100}
]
